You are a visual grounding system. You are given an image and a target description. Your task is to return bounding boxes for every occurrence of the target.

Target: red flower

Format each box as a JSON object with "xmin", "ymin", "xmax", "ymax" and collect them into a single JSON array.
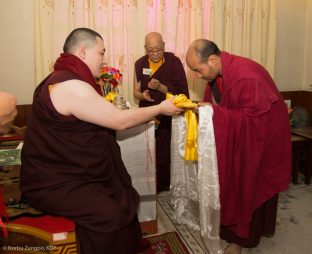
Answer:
[{"xmin": 97, "ymin": 66, "xmax": 122, "ymax": 87}]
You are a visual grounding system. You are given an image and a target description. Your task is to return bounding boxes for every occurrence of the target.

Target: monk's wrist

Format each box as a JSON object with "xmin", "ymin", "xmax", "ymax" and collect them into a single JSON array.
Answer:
[
  {"xmin": 157, "ymin": 83, "xmax": 163, "ymax": 91},
  {"xmin": 157, "ymin": 82, "xmax": 161, "ymax": 90},
  {"xmin": 141, "ymin": 92, "xmax": 150, "ymax": 101},
  {"xmin": 157, "ymin": 83, "xmax": 168, "ymax": 93}
]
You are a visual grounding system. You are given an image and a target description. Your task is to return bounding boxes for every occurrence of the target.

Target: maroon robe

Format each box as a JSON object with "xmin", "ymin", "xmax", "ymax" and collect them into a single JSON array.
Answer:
[
  {"xmin": 135, "ymin": 52, "xmax": 189, "ymax": 192},
  {"xmin": 204, "ymin": 52, "xmax": 291, "ymax": 244},
  {"xmin": 20, "ymin": 53, "xmax": 142, "ymax": 254}
]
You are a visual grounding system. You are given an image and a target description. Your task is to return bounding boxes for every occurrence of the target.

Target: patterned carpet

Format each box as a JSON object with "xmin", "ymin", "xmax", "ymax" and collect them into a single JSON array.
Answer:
[
  {"xmin": 157, "ymin": 194, "xmax": 208, "ymax": 254},
  {"xmin": 143, "ymin": 231, "xmax": 190, "ymax": 254},
  {"xmin": 157, "ymin": 177, "xmax": 312, "ymax": 254}
]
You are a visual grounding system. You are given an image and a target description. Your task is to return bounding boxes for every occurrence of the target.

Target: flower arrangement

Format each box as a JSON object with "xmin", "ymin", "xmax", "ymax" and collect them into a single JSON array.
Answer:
[{"xmin": 97, "ymin": 66, "xmax": 122, "ymax": 96}]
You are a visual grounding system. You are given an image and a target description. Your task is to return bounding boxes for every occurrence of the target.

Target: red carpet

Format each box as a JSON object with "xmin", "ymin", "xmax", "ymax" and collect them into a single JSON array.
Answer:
[{"xmin": 143, "ymin": 231, "xmax": 190, "ymax": 254}]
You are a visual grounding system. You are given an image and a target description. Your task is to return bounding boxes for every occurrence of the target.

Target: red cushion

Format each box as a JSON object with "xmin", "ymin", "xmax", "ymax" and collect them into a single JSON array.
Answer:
[
  {"xmin": 0, "ymin": 134, "xmax": 24, "ymax": 141},
  {"xmin": 11, "ymin": 215, "xmax": 75, "ymax": 234}
]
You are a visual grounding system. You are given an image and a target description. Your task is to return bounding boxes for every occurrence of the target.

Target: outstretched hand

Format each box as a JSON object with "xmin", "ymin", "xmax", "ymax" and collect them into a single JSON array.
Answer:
[
  {"xmin": 148, "ymin": 78, "xmax": 160, "ymax": 90},
  {"xmin": 159, "ymin": 97, "xmax": 184, "ymax": 116},
  {"xmin": 142, "ymin": 90, "xmax": 154, "ymax": 102}
]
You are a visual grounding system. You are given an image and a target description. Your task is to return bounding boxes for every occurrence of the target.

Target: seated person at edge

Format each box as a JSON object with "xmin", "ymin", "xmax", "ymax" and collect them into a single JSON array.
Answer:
[
  {"xmin": 133, "ymin": 32, "xmax": 189, "ymax": 193},
  {"xmin": 0, "ymin": 91, "xmax": 17, "ymax": 134},
  {"xmin": 0, "ymin": 91, "xmax": 17, "ymax": 227},
  {"xmin": 20, "ymin": 28, "xmax": 183, "ymax": 254},
  {"xmin": 185, "ymin": 39, "xmax": 291, "ymax": 254}
]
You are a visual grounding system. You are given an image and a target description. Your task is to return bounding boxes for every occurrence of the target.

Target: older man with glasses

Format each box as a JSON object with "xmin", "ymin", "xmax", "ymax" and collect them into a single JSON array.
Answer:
[{"xmin": 133, "ymin": 32, "xmax": 189, "ymax": 193}]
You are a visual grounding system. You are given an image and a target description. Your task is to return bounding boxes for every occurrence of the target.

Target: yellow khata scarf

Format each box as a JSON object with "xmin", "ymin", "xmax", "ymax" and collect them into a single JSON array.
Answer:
[
  {"xmin": 148, "ymin": 57, "xmax": 164, "ymax": 76},
  {"xmin": 104, "ymin": 92, "xmax": 117, "ymax": 102},
  {"xmin": 166, "ymin": 93, "xmax": 198, "ymax": 161}
]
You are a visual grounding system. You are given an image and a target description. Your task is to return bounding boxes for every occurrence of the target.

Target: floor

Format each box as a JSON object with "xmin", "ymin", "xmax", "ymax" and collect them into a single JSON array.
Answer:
[{"xmin": 156, "ymin": 178, "xmax": 312, "ymax": 254}]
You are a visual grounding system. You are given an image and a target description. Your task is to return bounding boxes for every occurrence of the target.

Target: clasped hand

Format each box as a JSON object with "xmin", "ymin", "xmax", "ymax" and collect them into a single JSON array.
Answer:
[
  {"xmin": 148, "ymin": 78, "xmax": 161, "ymax": 90},
  {"xmin": 142, "ymin": 79, "xmax": 161, "ymax": 102},
  {"xmin": 142, "ymin": 90, "xmax": 154, "ymax": 102}
]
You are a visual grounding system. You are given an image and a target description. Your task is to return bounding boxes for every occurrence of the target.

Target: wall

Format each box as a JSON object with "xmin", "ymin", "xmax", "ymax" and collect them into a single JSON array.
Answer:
[
  {"xmin": 0, "ymin": 0, "xmax": 35, "ymax": 105},
  {"xmin": 0, "ymin": 0, "xmax": 311, "ymax": 105},
  {"xmin": 275, "ymin": 0, "xmax": 308, "ymax": 91},
  {"xmin": 303, "ymin": 0, "xmax": 312, "ymax": 91}
]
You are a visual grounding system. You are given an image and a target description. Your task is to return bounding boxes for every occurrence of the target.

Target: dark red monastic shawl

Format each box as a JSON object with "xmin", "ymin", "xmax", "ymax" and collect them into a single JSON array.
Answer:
[
  {"xmin": 204, "ymin": 52, "xmax": 291, "ymax": 238},
  {"xmin": 135, "ymin": 52, "xmax": 189, "ymax": 108},
  {"xmin": 20, "ymin": 53, "xmax": 139, "ymax": 233},
  {"xmin": 54, "ymin": 53, "xmax": 102, "ymax": 95}
]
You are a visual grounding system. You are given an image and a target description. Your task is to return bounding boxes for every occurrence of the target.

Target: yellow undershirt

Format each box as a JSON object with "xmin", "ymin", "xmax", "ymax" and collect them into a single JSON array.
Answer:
[
  {"xmin": 148, "ymin": 57, "xmax": 165, "ymax": 76},
  {"xmin": 48, "ymin": 84, "xmax": 54, "ymax": 93}
]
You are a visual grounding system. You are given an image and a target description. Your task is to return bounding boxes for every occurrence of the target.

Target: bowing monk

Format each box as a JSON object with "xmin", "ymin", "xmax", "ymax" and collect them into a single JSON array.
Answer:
[
  {"xmin": 20, "ymin": 28, "xmax": 183, "ymax": 254},
  {"xmin": 133, "ymin": 32, "xmax": 189, "ymax": 192},
  {"xmin": 186, "ymin": 39, "xmax": 291, "ymax": 254}
]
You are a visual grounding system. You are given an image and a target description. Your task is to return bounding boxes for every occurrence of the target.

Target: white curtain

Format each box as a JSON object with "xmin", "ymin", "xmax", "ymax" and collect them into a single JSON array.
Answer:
[
  {"xmin": 210, "ymin": 0, "xmax": 277, "ymax": 76},
  {"xmin": 34, "ymin": 0, "xmax": 211, "ymax": 104},
  {"xmin": 34, "ymin": 0, "xmax": 276, "ymax": 103}
]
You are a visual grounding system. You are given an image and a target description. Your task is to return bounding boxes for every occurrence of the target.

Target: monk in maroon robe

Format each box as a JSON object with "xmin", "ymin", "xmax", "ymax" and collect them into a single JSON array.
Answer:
[
  {"xmin": 20, "ymin": 28, "xmax": 183, "ymax": 254},
  {"xmin": 186, "ymin": 39, "xmax": 291, "ymax": 254},
  {"xmin": 134, "ymin": 32, "xmax": 189, "ymax": 192}
]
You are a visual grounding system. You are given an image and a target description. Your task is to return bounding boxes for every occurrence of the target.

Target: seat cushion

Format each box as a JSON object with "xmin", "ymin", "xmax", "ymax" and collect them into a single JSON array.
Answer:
[{"xmin": 11, "ymin": 215, "xmax": 75, "ymax": 233}]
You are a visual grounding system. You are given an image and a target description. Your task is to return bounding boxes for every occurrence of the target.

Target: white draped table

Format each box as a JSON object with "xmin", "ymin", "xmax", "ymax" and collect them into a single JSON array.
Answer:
[{"xmin": 117, "ymin": 121, "xmax": 157, "ymax": 233}]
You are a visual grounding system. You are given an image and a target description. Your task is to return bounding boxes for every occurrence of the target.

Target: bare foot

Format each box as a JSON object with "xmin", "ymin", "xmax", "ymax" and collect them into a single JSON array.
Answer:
[{"xmin": 224, "ymin": 243, "xmax": 242, "ymax": 254}]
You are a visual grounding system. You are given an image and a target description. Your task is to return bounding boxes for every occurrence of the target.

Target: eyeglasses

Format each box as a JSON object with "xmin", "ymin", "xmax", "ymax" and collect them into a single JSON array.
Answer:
[{"xmin": 145, "ymin": 48, "xmax": 164, "ymax": 54}]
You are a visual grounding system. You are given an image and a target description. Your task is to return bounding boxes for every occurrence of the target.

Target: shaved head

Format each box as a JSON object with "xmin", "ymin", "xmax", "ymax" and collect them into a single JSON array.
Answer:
[
  {"xmin": 145, "ymin": 32, "xmax": 164, "ymax": 47},
  {"xmin": 186, "ymin": 39, "xmax": 221, "ymax": 81},
  {"xmin": 63, "ymin": 27, "xmax": 103, "ymax": 54},
  {"xmin": 144, "ymin": 32, "xmax": 165, "ymax": 63},
  {"xmin": 186, "ymin": 39, "xmax": 220, "ymax": 63}
]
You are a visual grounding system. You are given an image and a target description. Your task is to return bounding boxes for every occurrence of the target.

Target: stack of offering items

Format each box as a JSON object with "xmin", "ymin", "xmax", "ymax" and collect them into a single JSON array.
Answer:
[{"xmin": 114, "ymin": 95, "xmax": 127, "ymax": 110}]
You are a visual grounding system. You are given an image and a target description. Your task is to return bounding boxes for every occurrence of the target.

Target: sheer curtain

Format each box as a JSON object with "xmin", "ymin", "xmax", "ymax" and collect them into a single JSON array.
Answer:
[
  {"xmin": 34, "ymin": 0, "xmax": 276, "ymax": 102},
  {"xmin": 210, "ymin": 0, "xmax": 276, "ymax": 76},
  {"xmin": 34, "ymin": 0, "xmax": 276, "ymax": 103},
  {"xmin": 35, "ymin": 0, "xmax": 210, "ymax": 104}
]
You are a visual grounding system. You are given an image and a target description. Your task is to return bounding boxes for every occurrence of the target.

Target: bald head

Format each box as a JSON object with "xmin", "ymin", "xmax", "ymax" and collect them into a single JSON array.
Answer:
[
  {"xmin": 145, "ymin": 32, "xmax": 164, "ymax": 47},
  {"xmin": 186, "ymin": 39, "xmax": 221, "ymax": 81},
  {"xmin": 144, "ymin": 32, "xmax": 165, "ymax": 63},
  {"xmin": 186, "ymin": 39, "xmax": 220, "ymax": 64}
]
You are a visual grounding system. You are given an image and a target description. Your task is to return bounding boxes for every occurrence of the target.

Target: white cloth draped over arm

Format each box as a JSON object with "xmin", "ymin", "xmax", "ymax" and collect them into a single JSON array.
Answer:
[{"xmin": 169, "ymin": 105, "xmax": 223, "ymax": 254}]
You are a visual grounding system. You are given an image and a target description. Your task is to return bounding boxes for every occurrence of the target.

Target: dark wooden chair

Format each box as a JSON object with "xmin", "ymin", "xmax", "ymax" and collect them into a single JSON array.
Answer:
[{"xmin": 291, "ymin": 134, "xmax": 309, "ymax": 184}]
